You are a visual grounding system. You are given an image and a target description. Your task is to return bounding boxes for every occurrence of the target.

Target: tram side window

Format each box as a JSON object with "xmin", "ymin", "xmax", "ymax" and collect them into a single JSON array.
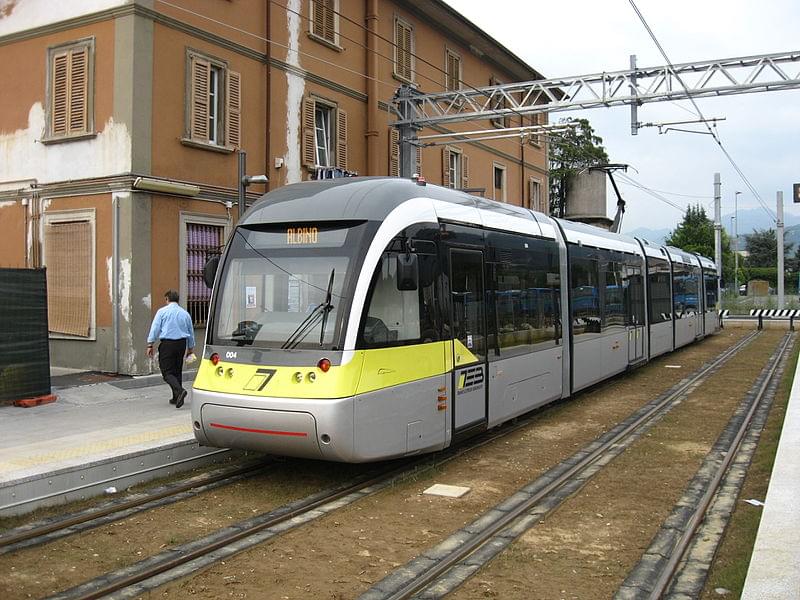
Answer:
[
  {"xmin": 603, "ymin": 259, "xmax": 625, "ymax": 329},
  {"xmin": 673, "ymin": 264, "xmax": 690, "ymax": 318},
  {"xmin": 685, "ymin": 266, "xmax": 701, "ymax": 314},
  {"xmin": 571, "ymin": 248, "xmax": 601, "ymax": 335},
  {"xmin": 648, "ymin": 258, "xmax": 672, "ymax": 323},
  {"xmin": 359, "ymin": 251, "xmax": 437, "ymax": 347},
  {"xmin": 704, "ymin": 270, "xmax": 719, "ymax": 311},
  {"xmin": 493, "ymin": 237, "xmax": 560, "ymax": 356}
]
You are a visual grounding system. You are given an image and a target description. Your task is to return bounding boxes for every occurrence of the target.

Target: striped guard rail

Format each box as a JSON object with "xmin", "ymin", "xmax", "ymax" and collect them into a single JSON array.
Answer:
[{"xmin": 750, "ymin": 309, "xmax": 799, "ymax": 318}]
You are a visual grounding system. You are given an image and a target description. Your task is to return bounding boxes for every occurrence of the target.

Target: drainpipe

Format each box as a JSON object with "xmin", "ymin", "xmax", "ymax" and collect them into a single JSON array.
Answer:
[
  {"xmin": 365, "ymin": 0, "xmax": 379, "ymax": 174},
  {"xmin": 112, "ymin": 193, "xmax": 120, "ymax": 374},
  {"xmin": 265, "ymin": 3, "xmax": 272, "ymax": 192}
]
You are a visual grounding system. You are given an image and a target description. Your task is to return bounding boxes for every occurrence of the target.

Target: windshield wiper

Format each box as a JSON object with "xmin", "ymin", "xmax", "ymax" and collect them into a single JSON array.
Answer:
[{"xmin": 281, "ymin": 269, "xmax": 335, "ymax": 350}]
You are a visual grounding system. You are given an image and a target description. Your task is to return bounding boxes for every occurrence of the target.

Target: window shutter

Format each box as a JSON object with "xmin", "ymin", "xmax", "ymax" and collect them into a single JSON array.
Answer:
[
  {"xmin": 442, "ymin": 148, "xmax": 451, "ymax": 187},
  {"xmin": 68, "ymin": 47, "xmax": 88, "ymax": 134},
  {"xmin": 461, "ymin": 153, "xmax": 469, "ymax": 189},
  {"xmin": 190, "ymin": 56, "xmax": 211, "ymax": 141},
  {"xmin": 323, "ymin": 0, "xmax": 335, "ymax": 42},
  {"xmin": 389, "ymin": 128, "xmax": 400, "ymax": 176},
  {"xmin": 336, "ymin": 108, "xmax": 348, "ymax": 169},
  {"xmin": 302, "ymin": 97, "xmax": 316, "ymax": 168},
  {"xmin": 51, "ymin": 51, "xmax": 69, "ymax": 136},
  {"xmin": 403, "ymin": 25, "xmax": 412, "ymax": 80},
  {"xmin": 45, "ymin": 220, "xmax": 92, "ymax": 337},
  {"xmin": 226, "ymin": 70, "xmax": 241, "ymax": 148},
  {"xmin": 312, "ymin": 0, "xmax": 324, "ymax": 37}
]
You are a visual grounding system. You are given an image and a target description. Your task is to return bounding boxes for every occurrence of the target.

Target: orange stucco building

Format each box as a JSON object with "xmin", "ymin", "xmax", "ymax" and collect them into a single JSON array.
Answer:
[{"xmin": 0, "ymin": 0, "xmax": 548, "ymax": 374}]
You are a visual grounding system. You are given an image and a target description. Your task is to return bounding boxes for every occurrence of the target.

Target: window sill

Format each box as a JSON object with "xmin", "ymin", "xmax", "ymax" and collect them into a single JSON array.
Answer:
[
  {"xmin": 40, "ymin": 132, "xmax": 97, "ymax": 145},
  {"xmin": 307, "ymin": 32, "xmax": 343, "ymax": 52},
  {"xmin": 180, "ymin": 138, "xmax": 236, "ymax": 154},
  {"xmin": 49, "ymin": 332, "xmax": 97, "ymax": 341},
  {"xmin": 392, "ymin": 72, "xmax": 416, "ymax": 87}
]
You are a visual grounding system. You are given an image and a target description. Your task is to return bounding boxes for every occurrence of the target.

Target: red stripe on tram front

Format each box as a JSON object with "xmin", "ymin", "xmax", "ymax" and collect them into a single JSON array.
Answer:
[{"xmin": 209, "ymin": 422, "xmax": 308, "ymax": 437}]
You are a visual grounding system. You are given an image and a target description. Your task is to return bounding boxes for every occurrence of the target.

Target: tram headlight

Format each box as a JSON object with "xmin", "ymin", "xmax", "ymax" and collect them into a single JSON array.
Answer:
[
  {"xmin": 307, "ymin": 371, "xmax": 316, "ymax": 382},
  {"xmin": 293, "ymin": 371, "xmax": 303, "ymax": 383}
]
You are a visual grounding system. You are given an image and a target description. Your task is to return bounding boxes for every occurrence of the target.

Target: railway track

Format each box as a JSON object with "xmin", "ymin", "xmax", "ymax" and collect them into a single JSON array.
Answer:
[
  {"xmin": 358, "ymin": 330, "xmax": 766, "ymax": 600},
  {"xmin": 619, "ymin": 331, "xmax": 794, "ymax": 599},
  {"xmin": 4, "ymin": 332, "xmax": 759, "ymax": 600},
  {"xmin": 0, "ymin": 459, "xmax": 272, "ymax": 555}
]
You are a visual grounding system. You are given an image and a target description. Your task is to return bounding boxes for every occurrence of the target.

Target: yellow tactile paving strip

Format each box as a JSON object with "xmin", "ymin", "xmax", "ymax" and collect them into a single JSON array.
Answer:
[{"xmin": 0, "ymin": 423, "xmax": 193, "ymax": 477}]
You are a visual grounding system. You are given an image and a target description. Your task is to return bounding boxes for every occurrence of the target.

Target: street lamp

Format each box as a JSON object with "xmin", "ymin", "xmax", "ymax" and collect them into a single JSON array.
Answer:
[
  {"xmin": 238, "ymin": 150, "xmax": 268, "ymax": 218},
  {"xmin": 734, "ymin": 191, "xmax": 742, "ymax": 294}
]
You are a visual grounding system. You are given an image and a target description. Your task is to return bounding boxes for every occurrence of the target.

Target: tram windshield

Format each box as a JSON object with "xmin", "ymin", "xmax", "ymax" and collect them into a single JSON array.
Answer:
[{"xmin": 210, "ymin": 222, "xmax": 370, "ymax": 350}]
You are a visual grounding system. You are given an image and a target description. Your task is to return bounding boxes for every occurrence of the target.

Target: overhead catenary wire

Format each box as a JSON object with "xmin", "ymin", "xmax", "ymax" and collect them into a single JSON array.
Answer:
[{"xmin": 628, "ymin": 0, "xmax": 777, "ymax": 223}]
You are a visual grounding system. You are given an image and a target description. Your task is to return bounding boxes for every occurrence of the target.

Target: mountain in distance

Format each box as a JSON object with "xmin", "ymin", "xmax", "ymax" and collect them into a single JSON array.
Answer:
[
  {"xmin": 623, "ymin": 227, "xmax": 670, "ymax": 245},
  {"xmin": 720, "ymin": 208, "xmax": 800, "ymax": 236}
]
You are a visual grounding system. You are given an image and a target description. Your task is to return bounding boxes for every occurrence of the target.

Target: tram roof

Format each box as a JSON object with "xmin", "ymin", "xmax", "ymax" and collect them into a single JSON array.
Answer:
[
  {"xmin": 243, "ymin": 177, "xmax": 556, "ymax": 236},
  {"xmin": 665, "ymin": 245, "xmax": 701, "ymax": 267},
  {"xmin": 555, "ymin": 218, "xmax": 643, "ymax": 255}
]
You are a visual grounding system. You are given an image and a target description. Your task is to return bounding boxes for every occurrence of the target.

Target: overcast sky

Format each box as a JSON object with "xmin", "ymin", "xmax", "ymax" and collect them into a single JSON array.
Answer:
[{"xmin": 444, "ymin": 0, "xmax": 800, "ymax": 235}]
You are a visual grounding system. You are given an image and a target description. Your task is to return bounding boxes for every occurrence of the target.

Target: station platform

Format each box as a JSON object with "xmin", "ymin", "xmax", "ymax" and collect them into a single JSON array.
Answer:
[
  {"xmin": 742, "ymin": 345, "xmax": 800, "ymax": 598},
  {"xmin": 0, "ymin": 370, "xmax": 235, "ymax": 517}
]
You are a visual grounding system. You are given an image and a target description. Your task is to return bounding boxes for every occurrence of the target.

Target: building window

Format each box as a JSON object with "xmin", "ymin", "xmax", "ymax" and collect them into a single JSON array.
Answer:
[
  {"xmin": 302, "ymin": 97, "xmax": 348, "ymax": 170},
  {"xmin": 46, "ymin": 38, "xmax": 94, "ymax": 141},
  {"xmin": 493, "ymin": 163, "xmax": 506, "ymax": 202},
  {"xmin": 394, "ymin": 17, "xmax": 414, "ymax": 82},
  {"xmin": 490, "ymin": 77, "xmax": 509, "ymax": 129},
  {"xmin": 442, "ymin": 147, "xmax": 469, "ymax": 189},
  {"xmin": 529, "ymin": 111, "xmax": 546, "ymax": 146},
  {"xmin": 315, "ymin": 103, "xmax": 333, "ymax": 166},
  {"xmin": 42, "ymin": 210, "xmax": 95, "ymax": 338},
  {"xmin": 183, "ymin": 218, "xmax": 227, "ymax": 327},
  {"xmin": 389, "ymin": 128, "xmax": 421, "ymax": 177},
  {"xmin": 309, "ymin": 0, "xmax": 338, "ymax": 46},
  {"xmin": 445, "ymin": 48, "xmax": 461, "ymax": 91},
  {"xmin": 186, "ymin": 50, "xmax": 241, "ymax": 149},
  {"xmin": 529, "ymin": 178, "xmax": 543, "ymax": 212}
]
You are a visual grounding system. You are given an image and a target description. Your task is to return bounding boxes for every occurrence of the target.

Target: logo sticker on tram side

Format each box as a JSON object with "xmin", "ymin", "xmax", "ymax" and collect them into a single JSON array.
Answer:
[
  {"xmin": 456, "ymin": 366, "xmax": 484, "ymax": 395},
  {"xmin": 243, "ymin": 368, "xmax": 278, "ymax": 391}
]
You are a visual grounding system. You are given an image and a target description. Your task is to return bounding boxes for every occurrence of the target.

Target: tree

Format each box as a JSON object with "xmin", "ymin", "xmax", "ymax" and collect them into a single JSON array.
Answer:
[
  {"xmin": 548, "ymin": 118, "xmax": 609, "ymax": 217},
  {"xmin": 665, "ymin": 204, "xmax": 734, "ymax": 282},
  {"xmin": 744, "ymin": 228, "xmax": 794, "ymax": 268}
]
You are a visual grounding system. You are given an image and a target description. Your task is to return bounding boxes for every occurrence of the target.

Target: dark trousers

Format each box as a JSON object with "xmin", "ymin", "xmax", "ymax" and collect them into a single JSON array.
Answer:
[{"xmin": 158, "ymin": 338, "xmax": 186, "ymax": 401}]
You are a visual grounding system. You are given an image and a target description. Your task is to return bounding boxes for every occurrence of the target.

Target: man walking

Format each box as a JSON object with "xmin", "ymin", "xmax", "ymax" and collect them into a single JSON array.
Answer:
[{"xmin": 146, "ymin": 290, "xmax": 195, "ymax": 408}]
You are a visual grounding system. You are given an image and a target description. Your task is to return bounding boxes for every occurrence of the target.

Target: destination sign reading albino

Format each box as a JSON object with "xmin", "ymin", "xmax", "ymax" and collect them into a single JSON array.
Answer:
[{"xmin": 286, "ymin": 227, "xmax": 319, "ymax": 244}]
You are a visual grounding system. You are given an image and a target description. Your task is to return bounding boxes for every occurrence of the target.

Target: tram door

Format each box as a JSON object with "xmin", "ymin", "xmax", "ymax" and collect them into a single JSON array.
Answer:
[
  {"xmin": 627, "ymin": 267, "xmax": 646, "ymax": 363},
  {"xmin": 449, "ymin": 249, "xmax": 488, "ymax": 431}
]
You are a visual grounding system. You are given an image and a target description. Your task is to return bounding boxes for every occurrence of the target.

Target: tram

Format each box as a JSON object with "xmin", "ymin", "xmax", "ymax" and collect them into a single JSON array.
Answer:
[{"xmin": 191, "ymin": 177, "xmax": 719, "ymax": 462}]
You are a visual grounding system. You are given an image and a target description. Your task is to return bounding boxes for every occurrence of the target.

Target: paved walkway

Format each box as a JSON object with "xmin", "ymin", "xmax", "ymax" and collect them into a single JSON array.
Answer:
[{"xmin": 0, "ymin": 371, "xmax": 208, "ymax": 516}]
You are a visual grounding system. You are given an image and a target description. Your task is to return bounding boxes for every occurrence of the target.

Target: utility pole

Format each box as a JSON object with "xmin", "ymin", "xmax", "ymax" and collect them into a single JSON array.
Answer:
[
  {"xmin": 713, "ymin": 173, "xmax": 722, "ymax": 302},
  {"xmin": 629, "ymin": 55, "xmax": 639, "ymax": 135},
  {"xmin": 734, "ymin": 191, "xmax": 741, "ymax": 295},
  {"xmin": 777, "ymin": 190, "xmax": 785, "ymax": 308}
]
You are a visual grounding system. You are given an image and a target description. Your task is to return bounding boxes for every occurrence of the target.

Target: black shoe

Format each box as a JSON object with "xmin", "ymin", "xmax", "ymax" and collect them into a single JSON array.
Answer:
[
  {"xmin": 176, "ymin": 389, "xmax": 187, "ymax": 409},
  {"xmin": 169, "ymin": 397, "xmax": 177, "ymax": 405}
]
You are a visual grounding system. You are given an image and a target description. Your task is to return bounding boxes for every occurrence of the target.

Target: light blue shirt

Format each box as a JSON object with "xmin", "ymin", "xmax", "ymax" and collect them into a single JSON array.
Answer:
[{"xmin": 147, "ymin": 302, "xmax": 196, "ymax": 348}]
